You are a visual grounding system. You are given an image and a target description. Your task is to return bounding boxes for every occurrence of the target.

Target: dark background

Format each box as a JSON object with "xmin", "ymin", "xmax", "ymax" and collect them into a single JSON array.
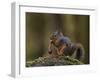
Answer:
[{"xmin": 26, "ymin": 12, "xmax": 89, "ymax": 64}]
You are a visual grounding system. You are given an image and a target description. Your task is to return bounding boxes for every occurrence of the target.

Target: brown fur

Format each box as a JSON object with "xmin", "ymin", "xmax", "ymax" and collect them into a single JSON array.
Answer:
[{"xmin": 48, "ymin": 32, "xmax": 85, "ymax": 61}]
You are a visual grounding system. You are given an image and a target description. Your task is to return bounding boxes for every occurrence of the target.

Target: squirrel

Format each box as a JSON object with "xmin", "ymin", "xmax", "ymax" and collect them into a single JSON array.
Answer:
[{"xmin": 48, "ymin": 31, "xmax": 85, "ymax": 61}]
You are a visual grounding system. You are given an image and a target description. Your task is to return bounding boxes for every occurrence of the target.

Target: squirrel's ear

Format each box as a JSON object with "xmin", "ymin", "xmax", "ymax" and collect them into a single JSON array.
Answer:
[
  {"xmin": 57, "ymin": 31, "xmax": 63, "ymax": 36},
  {"xmin": 58, "ymin": 31, "xmax": 63, "ymax": 36}
]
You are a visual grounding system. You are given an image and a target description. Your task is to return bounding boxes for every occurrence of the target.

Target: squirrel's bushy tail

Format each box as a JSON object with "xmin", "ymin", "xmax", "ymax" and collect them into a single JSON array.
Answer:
[{"xmin": 75, "ymin": 43, "xmax": 85, "ymax": 61}]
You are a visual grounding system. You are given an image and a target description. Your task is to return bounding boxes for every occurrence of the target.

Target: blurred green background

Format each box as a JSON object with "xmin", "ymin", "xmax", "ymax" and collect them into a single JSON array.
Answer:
[{"xmin": 26, "ymin": 12, "xmax": 89, "ymax": 64}]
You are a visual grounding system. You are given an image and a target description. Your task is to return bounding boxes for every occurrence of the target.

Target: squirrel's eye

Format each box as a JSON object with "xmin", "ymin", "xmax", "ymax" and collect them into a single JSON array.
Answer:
[{"xmin": 54, "ymin": 35, "xmax": 56, "ymax": 37}]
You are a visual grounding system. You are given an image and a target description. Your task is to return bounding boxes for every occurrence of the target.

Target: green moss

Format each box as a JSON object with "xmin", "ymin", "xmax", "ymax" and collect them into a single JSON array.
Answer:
[{"xmin": 26, "ymin": 56, "xmax": 83, "ymax": 67}]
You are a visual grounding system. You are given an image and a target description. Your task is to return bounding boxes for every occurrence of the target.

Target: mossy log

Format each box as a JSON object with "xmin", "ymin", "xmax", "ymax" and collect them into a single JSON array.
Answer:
[{"xmin": 26, "ymin": 56, "xmax": 83, "ymax": 67}]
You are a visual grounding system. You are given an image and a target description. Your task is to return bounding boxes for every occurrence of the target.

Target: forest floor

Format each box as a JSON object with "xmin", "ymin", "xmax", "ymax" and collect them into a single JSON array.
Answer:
[{"xmin": 26, "ymin": 56, "xmax": 83, "ymax": 67}]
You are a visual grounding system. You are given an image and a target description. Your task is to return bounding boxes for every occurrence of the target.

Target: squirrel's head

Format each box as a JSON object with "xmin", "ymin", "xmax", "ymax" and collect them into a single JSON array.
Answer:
[{"xmin": 50, "ymin": 31, "xmax": 63, "ymax": 41}]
